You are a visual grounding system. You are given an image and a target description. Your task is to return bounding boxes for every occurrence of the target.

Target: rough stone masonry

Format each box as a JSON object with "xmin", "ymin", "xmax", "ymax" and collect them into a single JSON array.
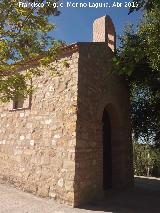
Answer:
[{"xmin": 0, "ymin": 16, "xmax": 134, "ymax": 206}]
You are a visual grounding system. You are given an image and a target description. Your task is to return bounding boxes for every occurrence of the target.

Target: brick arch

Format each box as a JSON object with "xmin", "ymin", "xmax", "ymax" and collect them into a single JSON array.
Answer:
[
  {"xmin": 102, "ymin": 103, "xmax": 124, "ymax": 189},
  {"xmin": 103, "ymin": 103, "xmax": 120, "ymax": 130}
]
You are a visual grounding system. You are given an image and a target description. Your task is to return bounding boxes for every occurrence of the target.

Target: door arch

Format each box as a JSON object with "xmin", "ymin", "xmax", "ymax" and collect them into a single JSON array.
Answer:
[{"xmin": 102, "ymin": 108, "xmax": 112, "ymax": 189}]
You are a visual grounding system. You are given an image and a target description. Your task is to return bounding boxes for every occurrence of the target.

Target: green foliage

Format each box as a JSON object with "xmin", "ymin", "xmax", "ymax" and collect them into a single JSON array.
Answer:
[
  {"xmin": 138, "ymin": 9, "xmax": 160, "ymax": 71},
  {"xmin": 113, "ymin": 0, "xmax": 160, "ymax": 146},
  {"xmin": 129, "ymin": 0, "xmax": 160, "ymax": 14},
  {"xmin": 0, "ymin": 0, "xmax": 64, "ymax": 102},
  {"xmin": 133, "ymin": 142, "xmax": 160, "ymax": 176}
]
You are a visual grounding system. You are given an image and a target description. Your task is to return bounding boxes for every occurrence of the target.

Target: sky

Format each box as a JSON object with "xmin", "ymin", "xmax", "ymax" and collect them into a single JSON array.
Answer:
[{"xmin": 50, "ymin": 0, "xmax": 141, "ymax": 46}]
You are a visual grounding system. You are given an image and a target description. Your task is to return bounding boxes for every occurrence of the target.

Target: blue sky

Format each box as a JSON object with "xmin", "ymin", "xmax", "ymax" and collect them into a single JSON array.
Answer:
[{"xmin": 51, "ymin": 0, "xmax": 141, "ymax": 46}]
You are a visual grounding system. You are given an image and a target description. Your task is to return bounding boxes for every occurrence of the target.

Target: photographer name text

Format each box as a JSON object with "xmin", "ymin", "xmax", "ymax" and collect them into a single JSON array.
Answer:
[{"xmin": 18, "ymin": 1, "xmax": 139, "ymax": 9}]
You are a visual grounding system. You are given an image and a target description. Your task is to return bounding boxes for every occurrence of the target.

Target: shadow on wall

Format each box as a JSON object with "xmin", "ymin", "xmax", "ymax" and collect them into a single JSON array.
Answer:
[{"xmin": 78, "ymin": 176, "xmax": 160, "ymax": 213}]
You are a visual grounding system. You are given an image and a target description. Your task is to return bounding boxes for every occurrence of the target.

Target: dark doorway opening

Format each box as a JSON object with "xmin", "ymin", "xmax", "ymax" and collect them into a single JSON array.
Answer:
[{"xmin": 102, "ymin": 109, "xmax": 112, "ymax": 190}]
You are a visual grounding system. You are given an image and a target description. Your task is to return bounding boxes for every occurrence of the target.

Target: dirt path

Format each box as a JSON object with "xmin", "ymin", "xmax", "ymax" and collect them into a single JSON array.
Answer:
[{"xmin": 0, "ymin": 176, "xmax": 159, "ymax": 213}]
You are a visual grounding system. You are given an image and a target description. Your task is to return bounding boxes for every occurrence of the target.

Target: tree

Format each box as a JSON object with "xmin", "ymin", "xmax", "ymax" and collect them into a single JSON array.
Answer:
[
  {"xmin": 113, "ymin": 0, "xmax": 160, "ymax": 146},
  {"xmin": 0, "ymin": 0, "xmax": 63, "ymax": 102},
  {"xmin": 129, "ymin": 0, "xmax": 160, "ymax": 13},
  {"xmin": 133, "ymin": 142, "xmax": 160, "ymax": 176}
]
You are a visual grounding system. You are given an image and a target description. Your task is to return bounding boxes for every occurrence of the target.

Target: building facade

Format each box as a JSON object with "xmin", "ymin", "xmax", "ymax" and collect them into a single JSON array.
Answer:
[{"xmin": 0, "ymin": 16, "xmax": 134, "ymax": 206}]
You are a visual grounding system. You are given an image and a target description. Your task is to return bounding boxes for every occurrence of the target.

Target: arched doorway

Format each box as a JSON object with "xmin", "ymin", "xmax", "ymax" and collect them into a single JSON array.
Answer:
[{"xmin": 102, "ymin": 108, "xmax": 112, "ymax": 190}]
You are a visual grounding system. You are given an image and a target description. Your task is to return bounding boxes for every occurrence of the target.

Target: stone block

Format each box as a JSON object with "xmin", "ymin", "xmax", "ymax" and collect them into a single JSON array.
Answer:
[
  {"xmin": 37, "ymin": 185, "xmax": 49, "ymax": 197},
  {"xmin": 63, "ymin": 160, "xmax": 75, "ymax": 171}
]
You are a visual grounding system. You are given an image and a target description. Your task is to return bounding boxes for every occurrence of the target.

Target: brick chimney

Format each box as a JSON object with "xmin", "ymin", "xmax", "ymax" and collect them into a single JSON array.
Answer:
[{"xmin": 93, "ymin": 15, "xmax": 116, "ymax": 52}]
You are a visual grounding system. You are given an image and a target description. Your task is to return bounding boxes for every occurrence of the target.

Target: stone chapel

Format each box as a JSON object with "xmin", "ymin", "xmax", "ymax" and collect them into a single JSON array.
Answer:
[{"xmin": 0, "ymin": 16, "xmax": 134, "ymax": 206}]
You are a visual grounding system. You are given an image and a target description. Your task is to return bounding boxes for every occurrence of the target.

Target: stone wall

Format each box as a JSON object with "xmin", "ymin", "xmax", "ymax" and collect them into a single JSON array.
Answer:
[
  {"xmin": 0, "ymin": 42, "xmax": 133, "ymax": 206},
  {"xmin": 0, "ymin": 51, "xmax": 79, "ymax": 205},
  {"xmin": 74, "ymin": 43, "xmax": 133, "ymax": 206}
]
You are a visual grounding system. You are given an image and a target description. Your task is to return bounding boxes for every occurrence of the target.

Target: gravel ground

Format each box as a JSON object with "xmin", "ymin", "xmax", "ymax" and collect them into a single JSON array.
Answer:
[{"xmin": 0, "ymin": 176, "xmax": 159, "ymax": 213}]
